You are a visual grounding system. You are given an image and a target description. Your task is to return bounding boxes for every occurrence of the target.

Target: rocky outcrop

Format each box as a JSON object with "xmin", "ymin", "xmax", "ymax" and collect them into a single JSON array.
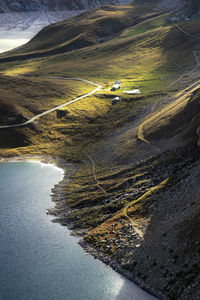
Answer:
[
  {"xmin": 185, "ymin": 0, "xmax": 200, "ymax": 17},
  {"xmin": 135, "ymin": 0, "xmax": 200, "ymax": 16},
  {"xmin": 0, "ymin": 0, "xmax": 130, "ymax": 12}
]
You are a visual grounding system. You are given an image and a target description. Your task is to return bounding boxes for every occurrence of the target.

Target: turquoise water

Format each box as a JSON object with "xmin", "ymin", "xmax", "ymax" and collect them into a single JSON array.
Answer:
[{"xmin": 0, "ymin": 162, "xmax": 156, "ymax": 300}]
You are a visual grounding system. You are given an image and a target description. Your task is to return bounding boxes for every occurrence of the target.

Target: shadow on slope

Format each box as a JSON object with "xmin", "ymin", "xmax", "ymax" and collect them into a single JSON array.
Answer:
[{"xmin": 143, "ymin": 85, "xmax": 200, "ymax": 149}]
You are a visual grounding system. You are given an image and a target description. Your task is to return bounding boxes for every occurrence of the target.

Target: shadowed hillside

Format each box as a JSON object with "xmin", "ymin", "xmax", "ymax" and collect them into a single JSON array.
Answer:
[{"xmin": 143, "ymin": 86, "xmax": 200, "ymax": 147}]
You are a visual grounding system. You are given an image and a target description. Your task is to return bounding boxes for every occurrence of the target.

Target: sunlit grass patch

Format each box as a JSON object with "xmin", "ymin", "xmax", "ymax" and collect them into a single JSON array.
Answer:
[{"xmin": 4, "ymin": 61, "xmax": 39, "ymax": 76}]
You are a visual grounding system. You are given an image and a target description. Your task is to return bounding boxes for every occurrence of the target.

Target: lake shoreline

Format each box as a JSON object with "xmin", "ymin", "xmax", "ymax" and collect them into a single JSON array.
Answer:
[
  {"xmin": 0, "ymin": 154, "xmax": 73, "ymax": 169},
  {"xmin": 79, "ymin": 240, "xmax": 167, "ymax": 300},
  {"xmin": 50, "ymin": 178, "xmax": 166, "ymax": 300},
  {"xmin": 0, "ymin": 154, "xmax": 161, "ymax": 299},
  {"xmin": 46, "ymin": 156, "xmax": 166, "ymax": 300}
]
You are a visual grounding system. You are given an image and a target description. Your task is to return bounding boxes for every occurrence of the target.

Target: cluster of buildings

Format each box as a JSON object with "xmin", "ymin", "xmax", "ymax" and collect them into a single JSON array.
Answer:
[{"xmin": 110, "ymin": 80, "xmax": 141, "ymax": 104}]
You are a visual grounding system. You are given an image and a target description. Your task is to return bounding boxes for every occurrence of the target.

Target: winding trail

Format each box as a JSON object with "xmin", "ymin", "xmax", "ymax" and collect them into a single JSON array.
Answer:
[
  {"xmin": 121, "ymin": 178, "xmax": 169, "ymax": 239},
  {"xmin": 87, "ymin": 155, "xmax": 108, "ymax": 196},
  {"xmin": 137, "ymin": 24, "xmax": 200, "ymax": 145},
  {"xmin": 0, "ymin": 77, "xmax": 102, "ymax": 129}
]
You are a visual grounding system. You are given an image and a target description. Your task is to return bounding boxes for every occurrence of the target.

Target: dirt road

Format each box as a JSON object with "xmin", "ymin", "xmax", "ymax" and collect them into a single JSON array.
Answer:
[{"xmin": 0, "ymin": 77, "xmax": 102, "ymax": 129}]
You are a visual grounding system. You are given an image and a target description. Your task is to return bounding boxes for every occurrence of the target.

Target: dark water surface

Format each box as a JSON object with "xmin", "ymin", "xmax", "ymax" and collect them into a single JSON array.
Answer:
[{"xmin": 0, "ymin": 162, "xmax": 156, "ymax": 300}]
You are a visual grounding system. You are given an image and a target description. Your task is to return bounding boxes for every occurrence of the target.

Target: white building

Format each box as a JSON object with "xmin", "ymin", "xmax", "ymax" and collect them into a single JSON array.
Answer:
[{"xmin": 111, "ymin": 81, "xmax": 121, "ymax": 91}]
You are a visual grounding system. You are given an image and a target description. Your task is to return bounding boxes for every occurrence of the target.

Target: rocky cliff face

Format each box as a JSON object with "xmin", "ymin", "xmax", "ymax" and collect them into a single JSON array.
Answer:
[
  {"xmin": 185, "ymin": 0, "xmax": 200, "ymax": 17},
  {"xmin": 51, "ymin": 0, "xmax": 118, "ymax": 10},
  {"xmin": 2, "ymin": 0, "xmax": 199, "ymax": 15},
  {"xmin": 0, "ymin": 0, "xmax": 130, "ymax": 12},
  {"xmin": 135, "ymin": 0, "xmax": 200, "ymax": 13}
]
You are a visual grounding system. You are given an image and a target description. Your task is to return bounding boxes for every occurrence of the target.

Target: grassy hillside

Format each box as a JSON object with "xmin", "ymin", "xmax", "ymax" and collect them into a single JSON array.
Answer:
[
  {"xmin": 1, "ymin": 4, "xmax": 200, "ymax": 299},
  {"xmin": 0, "ymin": 4, "xmax": 160, "ymax": 60},
  {"xmin": 0, "ymin": 75, "xmax": 93, "ymax": 121}
]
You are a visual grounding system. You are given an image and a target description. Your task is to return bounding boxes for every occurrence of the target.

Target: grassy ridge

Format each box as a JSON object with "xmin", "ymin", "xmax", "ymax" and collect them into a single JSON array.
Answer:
[
  {"xmin": 142, "ymin": 84, "xmax": 200, "ymax": 144},
  {"xmin": 0, "ymin": 4, "xmax": 160, "ymax": 60}
]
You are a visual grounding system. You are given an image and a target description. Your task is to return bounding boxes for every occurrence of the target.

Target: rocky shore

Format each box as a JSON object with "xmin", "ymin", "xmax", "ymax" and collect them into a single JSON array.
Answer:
[
  {"xmin": 1, "ymin": 146, "xmax": 200, "ymax": 300},
  {"xmin": 80, "ymin": 239, "xmax": 167, "ymax": 300},
  {"xmin": 49, "ymin": 144, "xmax": 200, "ymax": 300}
]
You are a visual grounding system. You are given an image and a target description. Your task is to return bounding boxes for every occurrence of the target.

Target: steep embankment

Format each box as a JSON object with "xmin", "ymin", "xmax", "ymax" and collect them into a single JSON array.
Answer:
[
  {"xmin": 141, "ymin": 85, "xmax": 200, "ymax": 147},
  {"xmin": 80, "ymin": 85, "xmax": 200, "ymax": 300}
]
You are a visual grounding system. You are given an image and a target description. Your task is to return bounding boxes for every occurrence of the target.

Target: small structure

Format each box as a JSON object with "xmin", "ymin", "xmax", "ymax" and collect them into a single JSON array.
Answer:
[
  {"xmin": 56, "ymin": 109, "xmax": 68, "ymax": 119},
  {"xmin": 112, "ymin": 97, "xmax": 121, "ymax": 105},
  {"xmin": 184, "ymin": 17, "xmax": 191, "ymax": 22},
  {"xmin": 123, "ymin": 89, "xmax": 141, "ymax": 94},
  {"xmin": 111, "ymin": 81, "xmax": 121, "ymax": 91}
]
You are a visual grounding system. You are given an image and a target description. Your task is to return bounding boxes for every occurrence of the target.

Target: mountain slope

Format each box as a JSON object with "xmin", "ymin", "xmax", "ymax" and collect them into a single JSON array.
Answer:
[
  {"xmin": 1, "ymin": 3, "xmax": 200, "ymax": 299},
  {"xmin": 0, "ymin": 4, "xmax": 159, "ymax": 60},
  {"xmin": 135, "ymin": 0, "xmax": 200, "ymax": 16}
]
